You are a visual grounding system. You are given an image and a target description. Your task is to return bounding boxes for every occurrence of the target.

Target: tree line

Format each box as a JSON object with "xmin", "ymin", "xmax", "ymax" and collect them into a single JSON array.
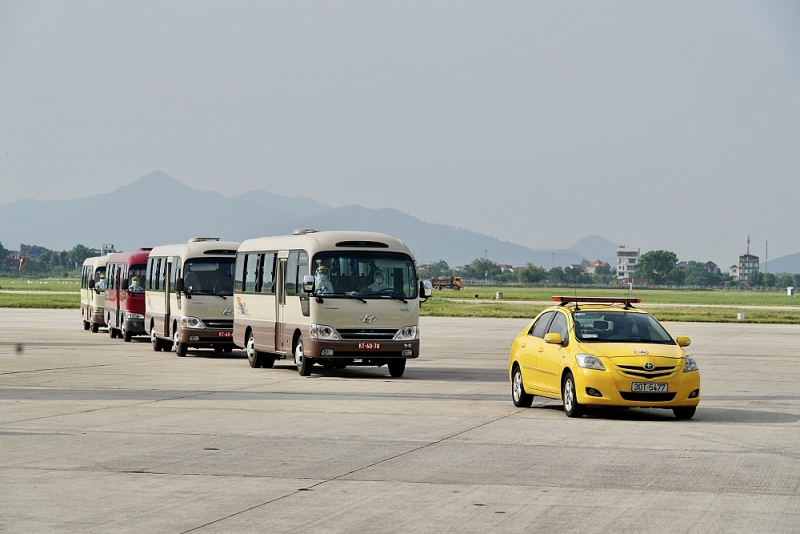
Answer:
[{"xmin": 0, "ymin": 241, "xmax": 96, "ymax": 275}]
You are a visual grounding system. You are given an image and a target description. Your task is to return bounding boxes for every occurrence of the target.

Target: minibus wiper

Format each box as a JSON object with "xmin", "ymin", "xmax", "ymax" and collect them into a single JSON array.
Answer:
[
  {"xmin": 189, "ymin": 289, "xmax": 227, "ymax": 299},
  {"xmin": 381, "ymin": 295, "xmax": 408, "ymax": 304}
]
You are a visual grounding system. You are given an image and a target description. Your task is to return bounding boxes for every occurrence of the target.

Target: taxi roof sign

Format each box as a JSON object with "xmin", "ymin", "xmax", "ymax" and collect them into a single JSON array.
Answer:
[{"xmin": 552, "ymin": 296, "xmax": 641, "ymax": 308}]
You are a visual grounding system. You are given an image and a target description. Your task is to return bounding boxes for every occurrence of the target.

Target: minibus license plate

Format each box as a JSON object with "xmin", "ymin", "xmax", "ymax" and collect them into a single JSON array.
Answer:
[
  {"xmin": 631, "ymin": 382, "xmax": 667, "ymax": 393},
  {"xmin": 358, "ymin": 342, "xmax": 380, "ymax": 350},
  {"xmin": 218, "ymin": 331, "xmax": 233, "ymax": 338}
]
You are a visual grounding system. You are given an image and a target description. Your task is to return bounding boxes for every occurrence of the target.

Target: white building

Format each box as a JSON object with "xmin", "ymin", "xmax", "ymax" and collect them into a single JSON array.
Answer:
[
  {"xmin": 616, "ymin": 245, "xmax": 640, "ymax": 280},
  {"xmin": 100, "ymin": 244, "xmax": 116, "ymax": 256}
]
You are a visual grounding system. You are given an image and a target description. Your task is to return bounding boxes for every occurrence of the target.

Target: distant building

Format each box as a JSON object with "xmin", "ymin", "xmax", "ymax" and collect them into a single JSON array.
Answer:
[
  {"xmin": 676, "ymin": 261, "xmax": 688, "ymax": 271},
  {"xmin": 730, "ymin": 265, "xmax": 740, "ymax": 281},
  {"xmin": 616, "ymin": 245, "xmax": 640, "ymax": 281},
  {"xmin": 586, "ymin": 260, "xmax": 610, "ymax": 274},
  {"xmin": 497, "ymin": 263, "xmax": 515, "ymax": 272},
  {"xmin": 101, "ymin": 244, "xmax": 116, "ymax": 256},
  {"xmin": 739, "ymin": 254, "xmax": 759, "ymax": 282},
  {"xmin": 568, "ymin": 263, "xmax": 586, "ymax": 272},
  {"xmin": 704, "ymin": 261, "xmax": 720, "ymax": 274}
]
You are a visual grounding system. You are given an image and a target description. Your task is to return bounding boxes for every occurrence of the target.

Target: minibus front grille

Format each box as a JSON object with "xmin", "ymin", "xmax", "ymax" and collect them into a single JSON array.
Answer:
[
  {"xmin": 204, "ymin": 319, "xmax": 234, "ymax": 329},
  {"xmin": 337, "ymin": 328, "xmax": 398, "ymax": 340}
]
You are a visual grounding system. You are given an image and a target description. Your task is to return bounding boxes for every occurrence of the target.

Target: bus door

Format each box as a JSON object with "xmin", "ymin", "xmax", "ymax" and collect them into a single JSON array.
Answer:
[
  {"xmin": 163, "ymin": 258, "xmax": 172, "ymax": 338},
  {"xmin": 275, "ymin": 251, "xmax": 289, "ymax": 354},
  {"xmin": 113, "ymin": 264, "xmax": 122, "ymax": 328}
]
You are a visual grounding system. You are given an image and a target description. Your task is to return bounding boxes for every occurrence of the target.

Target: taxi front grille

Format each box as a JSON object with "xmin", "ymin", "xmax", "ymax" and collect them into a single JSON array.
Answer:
[
  {"xmin": 615, "ymin": 365, "xmax": 677, "ymax": 379},
  {"xmin": 620, "ymin": 392, "xmax": 676, "ymax": 402},
  {"xmin": 337, "ymin": 328, "xmax": 397, "ymax": 340}
]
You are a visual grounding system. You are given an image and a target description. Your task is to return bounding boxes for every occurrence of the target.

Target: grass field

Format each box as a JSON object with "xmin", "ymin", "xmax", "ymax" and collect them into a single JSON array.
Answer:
[
  {"xmin": 433, "ymin": 286, "xmax": 800, "ymax": 306},
  {"xmin": 0, "ymin": 277, "xmax": 80, "ymax": 292},
  {"xmin": 0, "ymin": 293, "xmax": 80, "ymax": 308}
]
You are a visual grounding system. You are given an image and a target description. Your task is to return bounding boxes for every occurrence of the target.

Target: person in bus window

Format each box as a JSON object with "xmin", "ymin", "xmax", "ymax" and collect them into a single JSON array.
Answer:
[
  {"xmin": 367, "ymin": 270, "xmax": 391, "ymax": 293},
  {"xmin": 129, "ymin": 276, "xmax": 143, "ymax": 292},
  {"xmin": 95, "ymin": 272, "xmax": 106, "ymax": 292},
  {"xmin": 315, "ymin": 265, "xmax": 334, "ymax": 295}
]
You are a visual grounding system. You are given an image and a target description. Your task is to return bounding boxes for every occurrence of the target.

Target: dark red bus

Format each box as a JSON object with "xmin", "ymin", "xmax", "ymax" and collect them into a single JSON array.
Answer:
[{"xmin": 105, "ymin": 248, "xmax": 152, "ymax": 342}]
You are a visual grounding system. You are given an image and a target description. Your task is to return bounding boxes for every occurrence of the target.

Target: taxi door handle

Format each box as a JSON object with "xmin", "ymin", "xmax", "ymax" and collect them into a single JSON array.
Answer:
[
  {"xmin": 538, "ymin": 347, "xmax": 544, "ymax": 353},
  {"xmin": 519, "ymin": 342, "xmax": 526, "ymax": 348}
]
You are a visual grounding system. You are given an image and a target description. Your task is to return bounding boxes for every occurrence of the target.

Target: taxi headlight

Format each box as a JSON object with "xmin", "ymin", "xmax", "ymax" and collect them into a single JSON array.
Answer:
[
  {"xmin": 684, "ymin": 356, "xmax": 698, "ymax": 372},
  {"xmin": 309, "ymin": 324, "xmax": 341, "ymax": 340},
  {"xmin": 180, "ymin": 316, "xmax": 205, "ymax": 329},
  {"xmin": 575, "ymin": 353, "xmax": 606, "ymax": 371},
  {"xmin": 393, "ymin": 326, "xmax": 419, "ymax": 341}
]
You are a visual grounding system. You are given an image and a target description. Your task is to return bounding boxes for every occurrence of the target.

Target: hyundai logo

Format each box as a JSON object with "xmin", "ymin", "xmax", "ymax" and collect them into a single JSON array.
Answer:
[
  {"xmin": 360, "ymin": 314, "xmax": 377, "ymax": 324},
  {"xmin": 221, "ymin": 309, "xmax": 233, "ymax": 316},
  {"xmin": 644, "ymin": 362, "xmax": 654, "ymax": 371}
]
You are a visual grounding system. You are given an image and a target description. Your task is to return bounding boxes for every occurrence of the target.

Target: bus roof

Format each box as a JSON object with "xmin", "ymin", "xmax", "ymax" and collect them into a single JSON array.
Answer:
[
  {"xmin": 105, "ymin": 249, "xmax": 152, "ymax": 266},
  {"xmin": 237, "ymin": 230, "xmax": 412, "ymax": 257},
  {"xmin": 148, "ymin": 239, "xmax": 241, "ymax": 259},
  {"xmin": 82, "ymin": 255, "xmax": 109, "ymax": 268}
]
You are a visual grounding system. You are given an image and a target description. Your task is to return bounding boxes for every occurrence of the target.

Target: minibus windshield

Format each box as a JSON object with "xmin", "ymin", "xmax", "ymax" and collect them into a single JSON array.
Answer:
[
  {"xmin": 128, "ymin": 264, "xmax": 146, "ymax": 293},
  {"xmin": 311, "ymin": 251, "xmax": 417, "ymax": 299},
  {"xmin": 184, "ymin": 258, "xmax": 235, "ymax": 296}
]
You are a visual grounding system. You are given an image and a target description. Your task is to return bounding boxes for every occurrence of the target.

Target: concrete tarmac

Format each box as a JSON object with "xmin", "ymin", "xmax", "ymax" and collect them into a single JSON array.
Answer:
[{"xmin": 1, "ymin": 309, "xmax": 799, "ymax": 533}]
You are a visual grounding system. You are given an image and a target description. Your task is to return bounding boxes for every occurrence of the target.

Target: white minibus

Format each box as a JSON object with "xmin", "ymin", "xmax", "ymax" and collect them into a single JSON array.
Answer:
[
  {"xmin": 232, "ymin": 230, "xmax": 432, "ymax": 377},
  {"xmin": 80, "ymin": 255, "xmax": 109, "ymax": 333},
  {"xmin": 145, "ymin": 238, "xmax": 240, "ymax": 356}
]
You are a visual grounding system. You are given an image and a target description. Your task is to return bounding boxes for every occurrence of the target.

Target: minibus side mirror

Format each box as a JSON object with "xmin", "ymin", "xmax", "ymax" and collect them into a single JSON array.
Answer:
[
  {"xmin": 303, "ymin": 275, "xmax": 315, "ymax": 294},
  {"xmin": 420, "ymin": 280, "xmax": 432, "ymax": 300},
  {"xmin": 89, "ymin": 278, "xmax": 95, "ymax": 289},
  {"xmin": 176, "ymin": 278, "xmax": 184, "ymax": 293},
  {"xmin": 121, "ymin": 278, "xmax": 129, "ymax": 291}
]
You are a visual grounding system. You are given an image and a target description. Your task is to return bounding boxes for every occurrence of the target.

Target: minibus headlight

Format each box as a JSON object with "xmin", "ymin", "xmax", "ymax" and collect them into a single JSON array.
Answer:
[
  {"xmin": 127, "ymin": 313, "xmax": 144, "ymax": 319},
  {"xmin": 181, "ymin": 316, "xmax": 205, "ymax": 329},
  {"xmin": 393, "ymin": 326, "xmax": 419, "ymax": 341},
  {"xmin": 684, "ymin": 356, "xmax": 699, "ymax": 372},
  {"xmin": 309, "ymin": 324, "xmax": 341, "ymax": 340},
  {"xmin": 575, "ymin": 353, "xmax": 606, "ymax": 371}
]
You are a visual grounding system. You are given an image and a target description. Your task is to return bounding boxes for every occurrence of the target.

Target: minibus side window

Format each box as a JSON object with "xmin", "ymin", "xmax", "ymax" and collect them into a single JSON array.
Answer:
[
  {"xmin": 285, "ymin": 251, "xmax": 298, "ymax": 296},
  {"xmin": 261, "ymin": 253, "xmax": 276, "ymax": 294},
  {"xmin": 146, "ymin": 258, "xmax": 154, "ymax": 290},
  {"xmin": 245, "ymin": 253, "xmax": 260, "ymax": 293},
  {"xmin": 234, "ymin": 253, "xmax": 246, "ymax": 292},
  {"xmin": 297, "ymin": 251, "xmax": 308, "ymax": 290},
  {"xmin": 170, "ymin": 257, "xmax": 181, "ymax": 293},
  {"xmin": 158, "ymin": 258, "xmax": 167, "ymax": 292}
]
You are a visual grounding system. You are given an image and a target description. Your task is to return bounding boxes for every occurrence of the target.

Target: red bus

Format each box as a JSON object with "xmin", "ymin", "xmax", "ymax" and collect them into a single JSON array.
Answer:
[{"xmin": 105, "ymin": 248, "xmax": 152, "ymax": 342}]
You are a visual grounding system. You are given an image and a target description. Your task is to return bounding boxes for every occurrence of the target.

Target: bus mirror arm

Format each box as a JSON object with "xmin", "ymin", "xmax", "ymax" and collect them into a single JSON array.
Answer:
[
  {"xmin": 89, "ymin": 278, "xmax": 95, "ymax": 290},
  {"xmin": 121, "ymin": 278, "xmax": 129, "ymax": 291},
  {"xmin": 176, "ymin": 278, "xmax": 184, "ymax": 293}
]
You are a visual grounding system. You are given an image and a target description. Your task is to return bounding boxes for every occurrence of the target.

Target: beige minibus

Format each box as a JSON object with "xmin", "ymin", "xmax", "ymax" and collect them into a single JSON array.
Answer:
[
  {"xmin": 232, "ymin": 230, "xmax": 432, "ymax": 377},
  {"xmin": 145, "ymin": 238, "xmax": 240, "ymax": 356},
  {"xmin": 80, "ymin": 255, "xmax": 109, "ymax": 333}
]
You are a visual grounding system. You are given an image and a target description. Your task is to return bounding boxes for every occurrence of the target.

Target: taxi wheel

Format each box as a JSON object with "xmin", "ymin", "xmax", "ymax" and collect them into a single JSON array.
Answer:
[
  {"xmin": 562, "ymin": 373, "xmax": 584, "ymax": 418},
  {"xmin": 388, "ymin": 359, "xmax": 406, "ymax": 378},
  {"xmin": 174, "ymin": 331, "xmax": 187, "ymax": 357},
  {"xmin": 295, "ymin": 338, "xmax": 313, "ymax": 376},
  {"xmin": 511, "ymin": 366, "xmax": 533, "ymax": 407},
  {"xmin": 673, "ymin": 407, "xmax": 696, "ymax": 420}
]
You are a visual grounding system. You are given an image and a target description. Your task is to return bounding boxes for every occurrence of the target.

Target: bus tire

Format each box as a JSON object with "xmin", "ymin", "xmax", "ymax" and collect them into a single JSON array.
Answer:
[
  {"xmin": 91, "ymin": 322, "xmax": 98, "ymax": 333},
  {"xmin": 174, "ymin": 331, "xmax": 187, "ymax": 357},
  {"xmin": 151, "ymin": 326, "xmax": 162, "ymax": 352},
  {"xmin": 246, "ymin": 333, "xmax": 262, "ymax": 368},
  {"xmin": 83, "ymin": 320, "xmax": 90, "ymax": 331},
  {"xmin": 388, "ymin": 359, "xmax": 406, "ymax": 378},
  {"xmin": 123, "ymin": 328, "xmax": 132, "ymax": 342},
  {"xmin": 295, "ymin": 338, "xmax": 313, "ymax": 376}
]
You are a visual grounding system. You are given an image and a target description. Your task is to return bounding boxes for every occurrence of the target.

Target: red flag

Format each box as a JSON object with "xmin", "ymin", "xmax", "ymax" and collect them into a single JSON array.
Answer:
[{"xmin": 18, "ymin": 256, "xmax": 28, "ymax": 272}]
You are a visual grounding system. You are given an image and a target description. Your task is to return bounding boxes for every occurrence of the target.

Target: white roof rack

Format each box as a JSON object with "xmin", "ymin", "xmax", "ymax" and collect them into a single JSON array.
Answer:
[
  {"xmin": 188, "ymin": 237, "xmax": 220, "ymax": 242},
  {"xmin": 292, "ymin": 228, "xmax": 318, "ymax": 235}
]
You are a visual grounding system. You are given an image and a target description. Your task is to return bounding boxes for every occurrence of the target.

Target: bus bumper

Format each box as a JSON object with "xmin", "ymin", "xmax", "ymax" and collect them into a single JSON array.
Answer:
[
  {"xmin": 178, "ymin": 328, "xmax": 236, "ymax": 348},
  {"xmin": 305, "ymin": 339, "xmax": 419, "ymax": 359}
]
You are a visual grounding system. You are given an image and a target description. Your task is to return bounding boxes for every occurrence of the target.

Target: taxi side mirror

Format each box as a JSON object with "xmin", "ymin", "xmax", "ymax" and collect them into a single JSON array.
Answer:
[
  {"xmin": 676, "ymin": 336, "xmax": 691, "ymax": 347},
  {"xmin": 544, "ymin": 332, "xmax": 563, "ymax": 345},
  {"xmin": 303, "ymin": 275, "xmax": 315, "ymax": 294}
]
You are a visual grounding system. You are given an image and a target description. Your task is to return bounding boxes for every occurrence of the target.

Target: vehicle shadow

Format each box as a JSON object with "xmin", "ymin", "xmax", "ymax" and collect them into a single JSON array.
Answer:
[
  {"xmin": 263, "ymin": 363, "xmax": 509, "ymax": 382},
  {"xmin": 535, "ymin": 403, "xmax": 800, "ymax": 424}
]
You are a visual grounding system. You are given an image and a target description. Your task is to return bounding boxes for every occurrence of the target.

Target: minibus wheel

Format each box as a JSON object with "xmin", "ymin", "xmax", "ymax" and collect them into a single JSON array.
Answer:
[
  {"xmin": 83, "ymin": 320, "xmax": 90, "ymax": 331},
  {"xmin": 151, "ymin": 327, "xmax": 162, "ymax": 352},
  {"xmin": 91, "ymin": 323, "xmax": 98, "ymax": 333},
  {"xmin": 246, "ymin": 334, "xmax": 262, "ymax": 368},
  {"xmin": 174, "ymin": 331, "xmax": 187, "ymax": 357},
  {"xmin": 123, "ymin": 327, "xmax": 132, "ymax": 342},
  {"xmin": 388, "ymin": 359, "xmax": 406, "ymax": 378},
  {"xmin": 295, "ymin": 338, "xmax": 313, "ymax": 376}
]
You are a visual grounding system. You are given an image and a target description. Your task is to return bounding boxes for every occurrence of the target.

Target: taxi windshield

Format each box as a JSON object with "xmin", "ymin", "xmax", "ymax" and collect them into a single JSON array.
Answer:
[
  {"xmin": 572, "ymin": 311, "xmax": 675, "ymax": 344},
  {"xmin": 311, "ymin": 251, "xmax": 417, "ymax": 299}
]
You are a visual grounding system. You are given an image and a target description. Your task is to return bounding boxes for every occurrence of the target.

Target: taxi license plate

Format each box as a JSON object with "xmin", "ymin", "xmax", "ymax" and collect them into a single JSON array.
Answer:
[
  {"xmin": 631, "ymin": 382, "xmax": 667, "ymax": 393},
  {"xmin": 218, "ymin": 331, "xmax": 233, "ymax": 338},
  {"xmin": 358, "ymin": 342, "xmax": 381, "ymax": 350}
]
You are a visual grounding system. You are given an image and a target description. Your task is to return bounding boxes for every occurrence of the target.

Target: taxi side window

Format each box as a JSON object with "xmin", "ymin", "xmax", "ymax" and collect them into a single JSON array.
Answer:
[
  {"xmin": 529, "ymin": 311, "xmax": 555, "ymax": 338},
  {"xmin": 547, "ymin": 312, "xmax": 569, "ymax": 345}
]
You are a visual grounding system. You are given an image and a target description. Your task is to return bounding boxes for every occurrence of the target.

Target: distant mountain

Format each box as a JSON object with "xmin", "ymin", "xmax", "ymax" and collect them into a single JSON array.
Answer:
[
  {"xmin": 0, "ymin": 171, "xmax": 614, "ymax": 268},
  {"xmin": 763, "ymin": 253, "xmax": 800, "ymax": 275}
]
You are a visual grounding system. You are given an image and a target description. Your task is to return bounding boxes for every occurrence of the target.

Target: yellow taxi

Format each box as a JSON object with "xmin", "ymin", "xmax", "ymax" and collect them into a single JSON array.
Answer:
[{"xmin": 509, "ymin": 296, "xmax": 700, "ymax": 419}]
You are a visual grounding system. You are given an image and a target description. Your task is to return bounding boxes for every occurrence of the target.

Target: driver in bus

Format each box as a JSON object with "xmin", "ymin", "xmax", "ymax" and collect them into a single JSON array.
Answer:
[
  {"xmin": 367, "ymin": 270, "xmax": 391, "ymax": 293},
  {"xmin": 95, "ymin": 272, "xmax": 106, "ymax": 292},
  {"xmin": 315, "ymin": 265, "xmax": 334, "ymax": 295},
  {"xmin": 129, "ymin": 276, "xmax": 143, "ymax": 292}
]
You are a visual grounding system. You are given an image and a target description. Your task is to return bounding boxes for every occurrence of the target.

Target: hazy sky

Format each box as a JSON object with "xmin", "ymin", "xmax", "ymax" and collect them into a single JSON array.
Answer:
[{"xmin": 2, "ymin": 1, "xmax": 799, "ymax": 266}]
